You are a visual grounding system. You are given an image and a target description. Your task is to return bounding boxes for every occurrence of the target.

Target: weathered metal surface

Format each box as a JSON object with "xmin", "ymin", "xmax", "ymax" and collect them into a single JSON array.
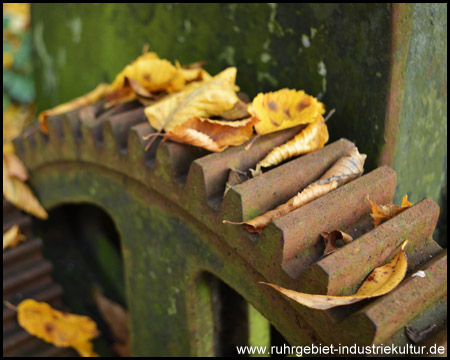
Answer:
[
  {"xmin": 12, "ymin": 96, "xmax": 447, "ymax": 356},
  {"xmin": 30, "ymin": 4, "xmax": 447, "ymax": 249},
  {"xmin": 2, "ymin": 200, "xmax": 75, "ymax": 357}
]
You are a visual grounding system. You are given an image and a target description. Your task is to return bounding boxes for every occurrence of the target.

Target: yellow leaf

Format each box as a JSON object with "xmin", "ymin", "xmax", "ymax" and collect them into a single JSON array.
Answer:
[
  {"xmin": 3, "ymin": 157, "xmax": 48, "ymax": 219},
  {"xmin": 145, "ymin": 67, "xmax": 240, "ymax": 133},
  {"xmin": 262, "ymin": 240, "xmax": 408, "ymax": 310},
  {"xmin": 249, "ymin": 89, "xmax": 325, "ymax": 135},
  {"xmin": 3, "ymin": 103, "xmax": 32, "ymax": 143},
  {"xmin": 110, "ymin": 52, "xmax": 182, "ymax": 93},
  {"xmin": 368, "ymin": 195, "xmax": 412, "ymax": 227},
  {"xmin": 39, "ymin": 83, "xmax": 111, "ymax": 133},
  {"xmin": 251, "ymin": 115, "xmax": 329, "ymax": 176},
  {"xmin": 224, "ymin": 147, "xmax": 366, "ymax": 233},
  {"xmin": 16, "ymin": 299, "xmax": 99, "ymax": 357},
  {"xmin": 3, "ymin": 225, "xmax": 26, "ymax": 250}
]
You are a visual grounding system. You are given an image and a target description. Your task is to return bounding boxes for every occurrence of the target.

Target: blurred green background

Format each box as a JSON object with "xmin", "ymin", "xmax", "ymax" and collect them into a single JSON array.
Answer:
[{"xmin": 3, "ymin": 3, "xmax": 35, "ymax": 147}]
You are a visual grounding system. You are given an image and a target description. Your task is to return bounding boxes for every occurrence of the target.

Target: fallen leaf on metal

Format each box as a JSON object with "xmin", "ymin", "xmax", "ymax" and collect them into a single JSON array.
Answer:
[
  {"xmin": 321, "ymin": 229, "xmax": 353, "ymax": 256},
  {"xmin": 368, "ymin": 194, "xmax": 412, "ymax": 227},
  {"xmin": 13, "ymin": 299, "xmax": 99, "ymax": 357},
  {"xmin": 250, "ymin": 115, "xmax": 328, "ymax": 176},
  {"xmin": 248, "ymin": 88, "xmax": 325, "ymax": 135},
  {"xmin": 261, "ymin": 240, "xmax": 408, "ymax": 310},
  {"xmin": 3, "ymin": 225, "xmax": 26, "ymax": 251},
  {"xmin": 93, "ymin": 288, "xmax": 130, "ymax": 357},
  {"xmin": 3, "ymin": 154, "xmax": 48, "ymax": 219},
  {"xmin": 224, "ymin": 147, "xmax": 366, "ymax": 233}
]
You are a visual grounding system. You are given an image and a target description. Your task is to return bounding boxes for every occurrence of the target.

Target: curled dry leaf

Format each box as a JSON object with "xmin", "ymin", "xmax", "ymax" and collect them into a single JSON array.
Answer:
[
  {"xmin": 250, "ymin": 115, "xmax": 328, "ymax": 176},
  {"xmin": 248, "ymin": 88, "xmax": 325, "ymax": 135},
  {"xmin": 3, "ymin": 225, "xmax": 26, "ymax": 250},
  {"xmin": 3, "ymin": 155, "xmax": 48, "ymax": 219},
  {"xmin": 93, "ymin": 288, "xmax": 130, "ymax": 357},
  {"xmin": 144, "ymin": 67, "xmax": 257, "ymax": 151},
  {"xmin": 39, "ymin": 83, "xmax": 111, "ymax": 133},
  {"xmin": 39, "ymin": 52, "xmax": 211, "ymax": 132},
  {"xmin": 261, "ymin": 240, "xmax": 408, "ymax": 310},
  {"xmin": 224, "ymin": 147, "xmax": 366, "ymax": 233},
  {"xmin": 368, "ymin": 195, "xmax": 412, "ymax": 227},
  {"xmin": 3, "ymin": 152, "xmax": 28, "ymax": 181},
  {"xmin": 405, "ymin": 324, "xmax": 437, "ymax": 344},
  {"xmin": 16, "ymin": 299, "xmax": 99, "ymax": 357},
  {"xmin": 164, "ymin": 116, "xmax": 257, "ymax": 152},
  {"xmin": 321, "ymin": 229, "xmax": 353, "ymax": 256}
]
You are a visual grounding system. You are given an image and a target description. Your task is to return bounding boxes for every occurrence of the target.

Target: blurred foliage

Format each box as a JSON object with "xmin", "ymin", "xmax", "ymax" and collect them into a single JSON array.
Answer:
[{"xmin": 3, "ymin": 3, "xmax": 35, "ymax": 147}]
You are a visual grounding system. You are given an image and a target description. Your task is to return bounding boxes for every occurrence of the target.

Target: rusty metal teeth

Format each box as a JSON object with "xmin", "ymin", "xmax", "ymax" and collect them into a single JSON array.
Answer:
[
  {"xmin": 340, "ymin": 250, "xmax": 447, "ymax": 345},
  {"xmin": 299, "ymin": 198, "xmax": 443, "ymax": 296},
  {"xmin": 186, "ymin": 125, "xmax": 305, "ymax": 207},
  {"xmin": 102, "ymin": 106, "xmax": 147, "ymax": 153},
  {"xmin": 3, "ymin": 200, "xmax": 69, "ymax": 357},
  {"xmin": 222, "ymin": 139, "xmax": 356, "ymax": 223},
  {"xmin": 271, "ymin": 166, "xmax": 397, "ymax": 279},
  {"xmin": 128, "ymin": 122, "xmax": 159, "ymax": 166},
  {"xmin": 156, "ymin": 141, "xmax": 210, "ymax": 184}
]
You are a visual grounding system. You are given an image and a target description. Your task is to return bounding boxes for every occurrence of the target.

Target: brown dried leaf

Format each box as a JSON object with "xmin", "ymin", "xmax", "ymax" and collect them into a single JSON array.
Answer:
[
  {"xmin": 3, "ymin": 225, "xmax": 26, "ymax": 250},
  {"xmin": 164, "ymin": 116, "xmax": 257, "ymax": 152},
  {"xmin": 405, "ymin": 324, "xmax": 437, "ymax": 344},
  {"xmin": 3, "ymin": 157, "xmax": 48, "ymax": 219},
  {"xmin": 369, "ymin": 195, "xmax": 412, "ymax": 227},
  {"xmin": 3, "ymin": 153, "xmax": 28, "ymax": 181},
  {"xmin": 251, "ymin": 115, "xmax": 328, "ymax": 176},
  {"xmin": 321, "ymin": 230, "xmax": 353, "ymax": 256},
  {"xmin": 224, "ymin": 147, "xmax": 366, "ymax": 233},
  {"xmin": 93, "ymin": 289, "xmax": 130, "ymax": 357},
  {"xmin": 262, "ymin": 240, "xmax": 408, "ymax": 310}
]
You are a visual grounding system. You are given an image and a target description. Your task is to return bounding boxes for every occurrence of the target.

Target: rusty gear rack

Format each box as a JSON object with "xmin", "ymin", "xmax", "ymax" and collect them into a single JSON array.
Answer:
[{"xmin": 12, "ymin": 102, "xmax": 447, "ymax": 356}]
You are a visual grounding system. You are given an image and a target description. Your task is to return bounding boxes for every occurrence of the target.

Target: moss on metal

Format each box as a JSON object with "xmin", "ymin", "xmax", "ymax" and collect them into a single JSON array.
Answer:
[
  {"xmin": 391, "ymin": 4, "xmax": 447, "ymax": 245},
  {"xmin": 31, "ymin": 3, "xmax": 392, "ymax": 173}
]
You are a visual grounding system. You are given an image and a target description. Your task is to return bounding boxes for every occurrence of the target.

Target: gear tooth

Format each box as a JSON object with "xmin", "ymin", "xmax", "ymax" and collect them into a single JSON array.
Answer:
[
  {"xmin": 228, "ymin": 139, "xmax": 355, "ymax": 226},
  {"xmin": 81, "ymin": 118, "xmax": 104, "ymax": 147},
  {"xmin": 46, "ymin": 114, "xmax": 64, "ymax": 143},
  {"xmin": 102, "ymin": 107, "xmax": 147, "ymax": 153},
  {"xmin": 300, "ymin": 198, "xmax": 442, "ymax": 296},
  {"xmin": 275, "ymin": 166, "xmax": 397, "ymax": 279},
  {"xmin": 190, "ymin": 125, "xmax": 304, "ymax": 212},
  {"xmin": 12, "ymin": 133, "xmax": 26, "ymax": 158},
  {"xmin": 155, "ymin": 140, "xmax": 209, "ymax": 185},
  {"xmin": 59, "ymin": 111, "xmax": 83, "ymax": 160},
  {"xmin": 128, "ymin": 122, "xmax": 158, "ymax": 167},
  {"xmin": 339, "ymin": 249, "xmax": 446, "ymax": 344}
]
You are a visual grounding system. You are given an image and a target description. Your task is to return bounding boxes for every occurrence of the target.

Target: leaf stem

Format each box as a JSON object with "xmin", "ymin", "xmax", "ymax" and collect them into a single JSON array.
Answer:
[{"xmin": 324, "ymin": 108, "xmax": 336, "ymax": 123}]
